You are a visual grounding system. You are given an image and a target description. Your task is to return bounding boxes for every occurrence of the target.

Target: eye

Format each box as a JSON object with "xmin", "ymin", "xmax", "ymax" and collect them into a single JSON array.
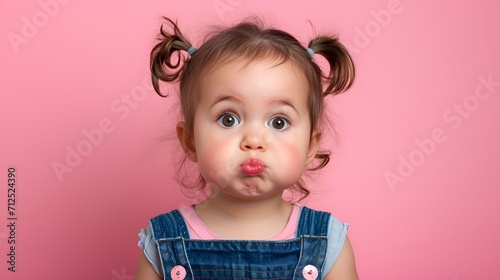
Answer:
[
  {"xmin": 217, "ymin": 113, "xmax": 240, "ymax": 128},
  {"xmin": 268, "ymin": 116, "xmax": 290, "ymax": 130}
]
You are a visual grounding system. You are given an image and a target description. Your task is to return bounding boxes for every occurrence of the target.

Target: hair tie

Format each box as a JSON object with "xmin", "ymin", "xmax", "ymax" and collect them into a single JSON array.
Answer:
[
  {"xmin": 306, "ymin": 47, "xmax": 314, "ymax": 57},
  {"xmin": 187, "ymin": 46, "xmax": 197, "ymax": 56}
]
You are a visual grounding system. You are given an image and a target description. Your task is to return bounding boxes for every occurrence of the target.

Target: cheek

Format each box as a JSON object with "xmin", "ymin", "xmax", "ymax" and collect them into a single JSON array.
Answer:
[
  {"xmin": 195, "ymin": 133, "xmax": 240, "ymax": 186},
  {"xmin": 273, "ymin": 138, "xmax": 310, "ymax": 178}
]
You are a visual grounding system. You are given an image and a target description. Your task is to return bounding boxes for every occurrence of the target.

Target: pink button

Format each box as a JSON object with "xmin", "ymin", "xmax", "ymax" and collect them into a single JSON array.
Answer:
[
  {"xmin": 302, "ymin": 264, "xmax": 318, "ymax": 280},
  {"xmin": 170, "ymin": 265, "xmax": 186, "ymax": 280}
]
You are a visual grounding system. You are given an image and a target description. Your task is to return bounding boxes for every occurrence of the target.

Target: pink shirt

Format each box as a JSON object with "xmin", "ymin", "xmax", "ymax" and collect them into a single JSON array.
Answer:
[{"xmin": 178, "ymin": 204, "xmax": 301, "ymax": 240}]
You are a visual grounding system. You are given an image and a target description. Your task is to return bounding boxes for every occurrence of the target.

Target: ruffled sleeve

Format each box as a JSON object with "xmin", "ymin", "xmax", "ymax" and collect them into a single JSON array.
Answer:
[
  {"xmin": 137, "ymin": 225, "xmax": 163, "ymax": 277},
  {"xmin": 321, "ymin": 216, "xmax": 349, "ymax": 276}
]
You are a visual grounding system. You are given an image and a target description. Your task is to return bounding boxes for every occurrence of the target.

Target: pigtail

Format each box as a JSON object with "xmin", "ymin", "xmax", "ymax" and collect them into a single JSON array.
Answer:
[
  {"xmin": 150, "ymin": 17, "xmax": 193, "ymax": 97},
  {"xmin": 308, "ymin": 36, "xmax": 355, "ymax": 96}
]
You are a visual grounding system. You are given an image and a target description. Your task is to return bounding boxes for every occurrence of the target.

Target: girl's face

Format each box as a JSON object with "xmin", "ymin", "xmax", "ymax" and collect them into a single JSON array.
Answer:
[{"xmin": 178, "ymin": 58, "xmax": 319, "ymax": 201}]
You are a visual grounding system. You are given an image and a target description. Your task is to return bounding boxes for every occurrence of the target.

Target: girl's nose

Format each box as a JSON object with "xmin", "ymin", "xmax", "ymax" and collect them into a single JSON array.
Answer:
[{"xmin": 240, "ymin": 129, "xmax": 268, "ymax": 151}]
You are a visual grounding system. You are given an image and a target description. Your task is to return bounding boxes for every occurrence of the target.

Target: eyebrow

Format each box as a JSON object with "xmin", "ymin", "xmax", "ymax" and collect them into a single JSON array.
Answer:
[
  {"xmin": 209, "ymin": 95, "xmax": 243, "ymax": 109},
  {"xmin": 209, "ymin": 94, "xmax": 298, "ymax": 113},
  {"xmin": 270, "ymin": 98, "xmax": 298, "ymax": 113}
]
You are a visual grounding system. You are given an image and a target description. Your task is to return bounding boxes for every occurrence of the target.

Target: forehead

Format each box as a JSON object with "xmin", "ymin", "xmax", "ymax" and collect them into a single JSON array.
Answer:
[{"xmin": 198, "ymin": 58, "xmax": 310, "ymax": 103}]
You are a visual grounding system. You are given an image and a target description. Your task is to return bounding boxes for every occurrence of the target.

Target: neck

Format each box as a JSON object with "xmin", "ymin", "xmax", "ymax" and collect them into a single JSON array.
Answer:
[{"xmin": 195, "ymin": 190, "xmax": 290, "ymax": 221}]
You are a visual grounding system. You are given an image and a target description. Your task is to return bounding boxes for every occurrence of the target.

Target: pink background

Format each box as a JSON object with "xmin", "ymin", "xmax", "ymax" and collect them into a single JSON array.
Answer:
[{"xmin": 1, "ymin": 0, "xmax": 499, "ymax": 279}]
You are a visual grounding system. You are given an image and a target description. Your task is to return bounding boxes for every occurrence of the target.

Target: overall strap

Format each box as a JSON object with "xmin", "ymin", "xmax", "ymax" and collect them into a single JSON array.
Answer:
[
  {"xmin": 150, "ymin": 210, "xmax": 190, "ymax": 240},
  {"xmin": 150, "ymin": 210, "xmax": 194, "ymax": 280},
  {"xmin": 294, "ymin": 207, "xmax": 331, "ymax": 279},
  {"xmin": 296, "ymin": 206, "xmax": 330, "ymax": 237}
]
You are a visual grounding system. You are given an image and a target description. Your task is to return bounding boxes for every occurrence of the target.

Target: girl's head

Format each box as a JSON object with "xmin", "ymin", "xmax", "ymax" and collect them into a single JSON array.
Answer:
[{"xmin": 151, "ymin": 17, "xmax": 355, "ymax": 200}]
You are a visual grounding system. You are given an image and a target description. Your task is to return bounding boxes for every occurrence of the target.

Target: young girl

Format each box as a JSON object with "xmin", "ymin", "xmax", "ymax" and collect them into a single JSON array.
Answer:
[{"xmin": 135, "ymin": 17, "xmax": 358, "ymax": 280}]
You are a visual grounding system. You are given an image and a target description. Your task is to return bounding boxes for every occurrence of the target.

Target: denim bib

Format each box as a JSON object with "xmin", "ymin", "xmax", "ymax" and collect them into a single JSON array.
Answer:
[{"xmin": 150, "ymin": 206, "xmax": 330, "ymax": 280}]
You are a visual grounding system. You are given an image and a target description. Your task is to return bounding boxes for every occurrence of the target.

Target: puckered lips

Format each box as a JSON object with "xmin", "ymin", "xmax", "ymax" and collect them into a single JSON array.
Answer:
[{"xmin": 240, "ymin": 158, "xmax": 266, "ymax": 175}]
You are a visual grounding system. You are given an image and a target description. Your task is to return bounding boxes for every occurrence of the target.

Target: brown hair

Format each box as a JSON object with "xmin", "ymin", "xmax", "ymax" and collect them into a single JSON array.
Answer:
[{"xmin": 150, "ymin": 17, "xmax": 355, "ymax": 199}]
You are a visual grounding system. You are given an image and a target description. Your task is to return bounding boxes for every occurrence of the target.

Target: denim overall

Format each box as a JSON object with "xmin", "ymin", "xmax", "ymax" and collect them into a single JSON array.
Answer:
[{"xmin": 150, "ymin": 206, "xmax": 330, "ymax": 280}]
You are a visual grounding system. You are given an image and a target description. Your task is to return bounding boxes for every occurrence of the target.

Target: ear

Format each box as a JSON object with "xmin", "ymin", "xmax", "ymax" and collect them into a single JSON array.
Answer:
[
  {"xmin": 176, "ymin": 121, "xmax": 197, "ymax": 162},
  {"xmin": 306, "ymin": 128, "xmax": 321, "ymax": 165}
]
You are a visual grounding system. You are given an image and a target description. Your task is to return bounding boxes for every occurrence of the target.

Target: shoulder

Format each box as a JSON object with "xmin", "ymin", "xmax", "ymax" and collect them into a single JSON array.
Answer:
[
  {"xmin": 298, "ymin": 207, "xmax": 351, "ymax": 275},
  {"xmin": 136, "ymin": 208, "xmax": 189, "ymax": 278},
  {"xmin": 319, "ymin": 212, "xmax": 358, "ymax": 279},
  {"xmin": 137, "ymin": 225, "xmax": 163, "ymax": 277},
  {"xmin": 323, "ymin": 235, "xmax": 359, "ymax": 280},
  {"xmin": 327, "ymin": 215, "xmax": 350, "ymax": 241}
]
